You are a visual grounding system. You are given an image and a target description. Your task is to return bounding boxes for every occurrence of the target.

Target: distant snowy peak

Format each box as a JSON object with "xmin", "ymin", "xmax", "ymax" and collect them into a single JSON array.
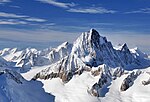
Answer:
[
  {"xmin": 48, "ymin": 41, "xmax": 72, "ymax": 64},
  {"xmin": 15, "ymin": 48, "xmax": 50, "ymax": 68},
  {"xmin": 130, "ymin": 47, "xmax": 148, "ymax": 58},
  {"xmin": 56, "ymin": 42, "xmax": 71, "ymax": 51},
  {"xmin": 0, "ymin": 48, "xmax": 51, "ymax": 70},
  {"xmin": 121, "ymin": 43, "xmax": 129, "ymax": 52},
  {"xmin": 0, "ymin": 48, "xmax": 18, "ymax": 56}
]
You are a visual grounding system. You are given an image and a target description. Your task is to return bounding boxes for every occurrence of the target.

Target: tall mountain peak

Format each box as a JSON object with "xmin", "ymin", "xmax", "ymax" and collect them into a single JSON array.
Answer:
[
  {"xmin": 89, "ymin": 29, "xmax": 101, "ymax": 48},
  {"xmin": 121, "ymin": 43, "xmax": 130, "ymax": 52},
  {"xmin": 73, "ymin": 29, "xmax": 107, "ymax": 52},
  {"xmin": 89, "ymin": 29, "xmax": 100, "ymax": 36}
]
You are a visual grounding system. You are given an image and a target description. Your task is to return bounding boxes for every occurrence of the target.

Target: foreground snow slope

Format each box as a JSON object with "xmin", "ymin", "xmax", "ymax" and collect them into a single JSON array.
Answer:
[{"xmin": 0, "ymin": 68, "xmax": 54, "ymax": 102}]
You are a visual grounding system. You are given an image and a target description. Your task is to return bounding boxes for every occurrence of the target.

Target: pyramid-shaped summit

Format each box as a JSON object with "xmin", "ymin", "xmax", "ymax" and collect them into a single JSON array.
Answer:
[{"xmin": 69, "ymin": 29, "xmax": 139, "ymax": 69}]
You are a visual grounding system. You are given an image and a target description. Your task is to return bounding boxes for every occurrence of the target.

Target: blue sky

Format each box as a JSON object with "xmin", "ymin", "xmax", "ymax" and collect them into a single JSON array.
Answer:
[{"xmin": 0, "ymin": 0, "xmax": 150, "ymax": 53}]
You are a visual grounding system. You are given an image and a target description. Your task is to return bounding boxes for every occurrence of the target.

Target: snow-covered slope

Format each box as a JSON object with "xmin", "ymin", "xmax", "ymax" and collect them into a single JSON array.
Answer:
[
  {"xmin": 0, "ymin": 57, "xmax": 10, "ymax": 67},
  {"xmin": 0, "ymin": 68, "xmax": 54, "ymax": 102}
]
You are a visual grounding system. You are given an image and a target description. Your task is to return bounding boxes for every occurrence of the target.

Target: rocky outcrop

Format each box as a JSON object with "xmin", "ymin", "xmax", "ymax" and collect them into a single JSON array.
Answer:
[
  {"xmin": 142, "ymin": 78, "xmax": 150, "ymax": 85},
  {"xmin": 89, "ymin": 72, "xmax": 110, "ymax": 97},
  {"xmin": 32, "ymin": 65, "xmax": 92, "ymax": 82},
  {"xmin": 112, "ymin": 67, "xmax": 124, "ymax": 79},
  {"xmin": 120, "ymin": 71, "xmax": 141, "ymax": 91}
]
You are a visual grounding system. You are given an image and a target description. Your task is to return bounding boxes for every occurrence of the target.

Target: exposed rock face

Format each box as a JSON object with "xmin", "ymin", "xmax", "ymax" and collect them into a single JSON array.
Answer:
[
  {"xmin": 89, "ymin": 72, "xmax": 110, "ymax": 97},
  {"xmin": 112, "ymin": 67, "xmax": 124, "ymax": 79},
  {"xmin": 142, "ymin": 78, "xmax": 150, "ymax": 85},
  {"xmin": 120, "ymin": 71, "xmax": 141, "ymax": 91},
  {"xmin": 120, "ymin": 43, "xmax": 137, "ymax": 65},
  {"xmin": 90, "ymin": 29, "xmax": 101, "ymax": 48}
]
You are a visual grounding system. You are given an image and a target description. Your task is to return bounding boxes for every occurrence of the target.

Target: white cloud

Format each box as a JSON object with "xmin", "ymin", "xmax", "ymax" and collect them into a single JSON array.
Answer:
[
  {"xmin": 0, "ymin": 12, "xmax": 47, "ymax": 24},
  {"xmin": 36, "ymin": 1, "xmax": 116, "ymax": 14},
  {"xmin": 9, "ymin": 5, "xmax": 21, "ymax": 8},
  {"xmin": 0, "ymin": 12, "xmax": 28, "ymax": 18},
  {"xmin": 0, "ymin": 19, "xmax": 27, "ymax": 25},
  {"xmin": 25, "ymin": 17, "xmax": 47, "ymax": 22},
  {"xmin": 0, "ymin": 0, "xmax": 10, "ymax": 3},
  {"xmin": 67, "ymin": 7, "xmax": 116, "ymax": 14},
  {"xmin": 125, "ymin": 8, "xmax": 150, "ymax": 14},
  {"xmin": 37, "ymin": 0, "xmax": 76, "ymax": 8}
]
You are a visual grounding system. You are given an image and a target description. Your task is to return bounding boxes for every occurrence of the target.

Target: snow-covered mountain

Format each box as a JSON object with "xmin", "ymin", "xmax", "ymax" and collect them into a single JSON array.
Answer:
[
  {"xmin": 0, "ymin": 29, "xmax": 150, "ymax": 102},
  {"xmin": 32, "ymin": 29, "xmax": 150, "ymax": 81},
  {"xmin": 0, "ymin": 42, "xmax": 72, "ymax": 72}
]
